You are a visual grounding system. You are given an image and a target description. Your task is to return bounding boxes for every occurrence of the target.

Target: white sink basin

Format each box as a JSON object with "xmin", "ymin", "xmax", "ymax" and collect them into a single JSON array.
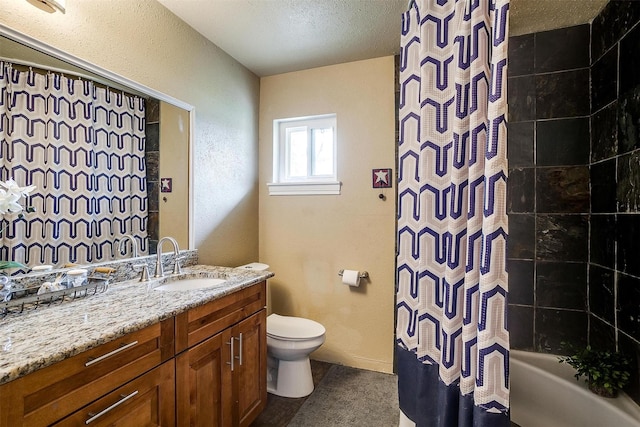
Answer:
[{"xmin": 153, "ymin": 277, "xmax": 226, "ymax": 291}]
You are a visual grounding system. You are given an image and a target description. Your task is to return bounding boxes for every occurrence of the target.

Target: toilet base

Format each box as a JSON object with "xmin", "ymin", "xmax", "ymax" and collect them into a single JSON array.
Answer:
[{"xmin": 267, "ymin": 356, "xmax": 315, "ymax": 398}]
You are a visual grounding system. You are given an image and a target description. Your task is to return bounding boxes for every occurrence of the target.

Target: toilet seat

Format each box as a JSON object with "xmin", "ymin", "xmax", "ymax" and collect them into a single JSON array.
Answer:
[{"xmin": 267, "ymin": 314, "xmax": 325, "ymax": 340}]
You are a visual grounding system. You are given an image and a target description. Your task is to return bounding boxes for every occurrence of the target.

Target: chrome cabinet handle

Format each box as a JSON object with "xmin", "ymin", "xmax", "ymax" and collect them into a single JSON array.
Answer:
[
  {"xmin": 226, "ymin": 338, "xmax": 234, "ymax": 371},
  {"xmin": 85, "ymin": 341, "xmax": 139, "ymax": 367},
  {"xmin": 234, "ymin": 333, "xmax": 243, "ymax": 366},
  {"xmin": 85, "ymin": 390, "xmax": 139, "ymax": 424}
]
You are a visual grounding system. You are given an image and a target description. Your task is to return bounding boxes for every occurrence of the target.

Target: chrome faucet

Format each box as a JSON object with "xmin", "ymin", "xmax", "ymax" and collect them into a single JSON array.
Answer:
[
  {"xmin": 155, "ymin": 236, "xmax": 182, "ymax": 278},
  {"xmin": 118, "ymin": 234, "xmax": 139, "ymax": 258},
  {"xmin": 119, "ymin": 234, "xmax": 150, "ymax": 281}
]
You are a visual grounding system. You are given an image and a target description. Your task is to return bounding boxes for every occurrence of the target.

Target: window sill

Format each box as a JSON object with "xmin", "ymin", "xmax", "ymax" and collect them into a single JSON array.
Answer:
[{"xmin": 267, "ymin": 181, "xmax": 342, "ymax": 196}]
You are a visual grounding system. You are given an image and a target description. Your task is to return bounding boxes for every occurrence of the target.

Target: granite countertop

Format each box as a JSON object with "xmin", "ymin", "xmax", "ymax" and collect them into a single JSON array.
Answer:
[{"xmin": 0, "ymin": 264, "xmax": 274, "ymax": 385}]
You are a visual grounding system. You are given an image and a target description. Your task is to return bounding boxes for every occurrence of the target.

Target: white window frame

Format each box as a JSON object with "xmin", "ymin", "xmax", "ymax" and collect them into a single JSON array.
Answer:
[{"xmin": 268, "ymin": 114, "xmax": 341, "ymax": 196}]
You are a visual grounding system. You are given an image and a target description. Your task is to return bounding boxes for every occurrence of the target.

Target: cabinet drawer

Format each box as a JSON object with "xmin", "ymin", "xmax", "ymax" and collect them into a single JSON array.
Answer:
[
  {"xmin": 0, "ymin": 318, "xmax": 174, "ymax": 426},
  {"xmin": 53, "ymin": 359, "xmax": 175, "ymax": 427},
  {"xmin": 175, "ymin": 281, "xmax": 266, "ymax": 353}
]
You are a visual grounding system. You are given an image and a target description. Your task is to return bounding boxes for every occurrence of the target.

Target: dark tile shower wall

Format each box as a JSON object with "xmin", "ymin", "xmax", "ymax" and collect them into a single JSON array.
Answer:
[
  {"xmin": 508, "ymin": 1, "xmax": 640, "ymax": 404},
  {"xmin": 146, "ymin": 99, "xmax": 160, "ymax": 254},
  {"xmin": 507, "ymin": 24, "xmax": 591, "ymax": 354},
  {"xmin": 590, "ymin": 0, "xmax": 640, "ymax": 404}
]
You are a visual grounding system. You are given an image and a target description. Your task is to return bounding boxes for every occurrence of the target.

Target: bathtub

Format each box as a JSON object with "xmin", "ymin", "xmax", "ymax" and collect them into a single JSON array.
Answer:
[
  {"xmin": 510, "ymin": 349, "xmax": 640, "ymax": 427},
  {"xmin": 399, "ymin": 350, "xmax": 640, "ymax": 427}
]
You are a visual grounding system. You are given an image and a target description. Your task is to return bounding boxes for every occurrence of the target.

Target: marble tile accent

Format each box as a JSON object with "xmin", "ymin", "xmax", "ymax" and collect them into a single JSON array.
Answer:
[
  {"xmin": 508, "ymin": 33, "xmax": 534, "ymax": 77},
  {"xmin": 507, "ymin": 259, "xmax": 534, "ymax": 305},
  {"xmin": 589, "ymin": 315, "xmax": 616, "ymax": 352},
  {"xmin": 147, "ymin": 180, "xmax": 159, "ymax": 212},
  {"xmin": 591, "ymin": 159, "xmax": 617, "ymax": 213},
  {"xmin": 507, "ymin": 214, "xmax": 535, "ymax": 259},
  {"xmin": 507, "ymin": 121, "xmax": 534, "ymax": 167},
  {"xmin": 536, "ymin": 214, "xmax": 588, "ymax": 262},
  {"xmin": 508, "ymin": 305, "xmax": 534, "ymax": 351},
  {"xmin": 620, "ymin": 21, "xmax": 640, "ymax": 97},
  {"xmin": 535, "ymin": 308, "xmax": 588, "ymax": 354},
  {"xmin": 507, "ymin": 76, "xmax": 536, "ymax": 122},
  {"xmin": 618, "ymin": 272, "xmax": 640, "ymax": 341},
  {"xmin": 536, "ymin": 261, "xmax": 587, "ymax": 310},
  {"xmin": 507, "ymin": 168, "xmax": 535, "ymax": 213},
  {"xmin": 616, "ymin": 214, "xmax": 640, "ymax": 277},
  {"xmin": 591, "ymin": 48, "xmax": 619, "ymax": 114},
  {"xmin": 618, "ymin": 85, "xmax": 640, "ymax": 155},
  {"xmin": 536, "ymin": 167, "xmax": 590, "ymax": 213},
  {"xmin": 146, "ymin": 98, "xmax": 160, "ymax": 123},
  {"xmin": 146, "ymin": 150, "xmax": 160, "ymax": 179},
  {"xmin": 617, "ymin": 150, "xmax": 640, "ymax": 212},
  {"xmin": 146, "ymin": 122, "xmax": 160, "ymax": 151},
  {"xmin": 536, "ymin": 118, "xmax": 590, "ymax": 166},
  {"xmin": 590, "ymin": 214, "xmax": 616, "ymax": 268},
  {"xmin": 534, "ymin": 25, "xmax": 590, "ymax": 74},
  {"xmin": 619, "ymin": 333, "xmax": 640, "ymax": 405},
  {"xmin": 591, "ymin": 101, "xmax": 618, "ymax": 162},
  {"xmin": 591, "ymin": 0, "xmax": 640, "ymax": 62},
  {"xmin": 0, "ymin": 263, "xmax": 274, "ymax": 384},
  {"xmin": 589, "ymin": 265, "xmax": 616, "ymax": 324},
  {"xmin": 535, "ymin": 69, "xmax": 590, "ymax": 119}
]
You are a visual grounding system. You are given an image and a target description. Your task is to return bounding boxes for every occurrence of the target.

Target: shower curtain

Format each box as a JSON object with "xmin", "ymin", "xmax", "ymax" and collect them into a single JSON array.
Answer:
[
  {"xmin": 396, "ymin": 0, "xmax": 510, "ymax": 426},
  {"xmin": 0, "ymin": 61, "xmax": 148, "ymax": 266}
]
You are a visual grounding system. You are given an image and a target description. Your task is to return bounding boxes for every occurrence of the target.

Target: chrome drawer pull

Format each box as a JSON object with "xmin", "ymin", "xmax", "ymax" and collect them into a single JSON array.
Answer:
[
  {"xmin": 85, "ymin": 341, "xmax": 139, "ymax": 367},
  {"xmin": 234, "ymin": 333, "xmax": 243, "ymax": 366},
  {"xmin": 85, "ymin": 390, "xmax": 139, "ymax": 424},
  {"xmin": 226, "ymin": 338, "xmax": 234, "ymax": 371}
]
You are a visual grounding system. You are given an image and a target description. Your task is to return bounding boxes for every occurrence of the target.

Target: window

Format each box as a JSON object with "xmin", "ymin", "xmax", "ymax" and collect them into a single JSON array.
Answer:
[{"xmin": 268, "ymin": 114, "xmax": 341, "ymax": 195}]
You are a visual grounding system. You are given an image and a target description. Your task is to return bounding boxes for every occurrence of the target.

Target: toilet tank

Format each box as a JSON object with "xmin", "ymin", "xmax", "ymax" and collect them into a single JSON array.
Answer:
[
  {"xmin": 237, "ymin": 262, "xmax": 271, "ymax": 312},
  {"xmin": 237, "ymin": 262, "xmax": 270, "ymax": 271}
]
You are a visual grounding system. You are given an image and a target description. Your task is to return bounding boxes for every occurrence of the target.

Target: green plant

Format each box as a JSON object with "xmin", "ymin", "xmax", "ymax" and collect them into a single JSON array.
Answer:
[{"xmin": 558, "ymin": 344, "xmax": 631, "ymax": 398}]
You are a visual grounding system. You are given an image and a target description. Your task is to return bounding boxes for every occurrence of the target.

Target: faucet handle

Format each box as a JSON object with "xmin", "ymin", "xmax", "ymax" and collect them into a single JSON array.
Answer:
[
  {"xmin": 172, "ymin": 256, "xmax": 184, "ymax": 275},
  {"xmin": 133, "ymin": 263, "xmax": 150, "ymax": 282}
]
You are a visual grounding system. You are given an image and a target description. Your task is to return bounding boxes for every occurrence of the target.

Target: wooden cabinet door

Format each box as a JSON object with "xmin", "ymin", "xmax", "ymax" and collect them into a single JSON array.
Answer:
[
  {"xmin": 0, "ymin": 319, "xmax": 174, "ymax": 427},
  {"xmin": 53, "ymin": 360, "xmax": 175, "ymax": 427},
  {"xmin": 233, "ymin": 310, "xmax": 267, "ymax": 427},
  {"xmin": 176, "ymin": 329, "xmax": 234, "ymax": 426}
]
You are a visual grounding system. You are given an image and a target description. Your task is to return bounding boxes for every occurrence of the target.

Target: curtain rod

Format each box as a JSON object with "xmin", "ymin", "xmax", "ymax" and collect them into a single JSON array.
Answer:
[{"xmin": 0, "ymin": 56, "xmax": 148, "ymax": 99}]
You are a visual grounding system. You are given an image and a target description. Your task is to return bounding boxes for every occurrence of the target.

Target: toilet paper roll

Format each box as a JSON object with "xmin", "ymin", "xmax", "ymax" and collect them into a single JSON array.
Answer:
[{"xmin": 342, "ymin": 270, "xmax": 361, "ymax": 287}]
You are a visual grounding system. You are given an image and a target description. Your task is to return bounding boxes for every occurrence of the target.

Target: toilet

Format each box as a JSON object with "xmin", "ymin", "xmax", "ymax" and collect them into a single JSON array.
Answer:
[{"xmin": 238, "ymin": 263, "xmax": 326, "ymax": 398}]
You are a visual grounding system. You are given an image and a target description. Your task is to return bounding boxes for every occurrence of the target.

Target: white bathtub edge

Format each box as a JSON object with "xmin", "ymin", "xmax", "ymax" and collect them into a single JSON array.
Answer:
[{"xmin": 510, "ymin": 349, "xmax": 640, "ymax": 427}]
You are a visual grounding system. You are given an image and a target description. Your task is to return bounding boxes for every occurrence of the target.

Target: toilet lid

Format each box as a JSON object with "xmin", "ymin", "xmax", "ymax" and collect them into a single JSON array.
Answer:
[{"xmin": 267, "ymin": 314, "xmax": 326, "ymax": 339}]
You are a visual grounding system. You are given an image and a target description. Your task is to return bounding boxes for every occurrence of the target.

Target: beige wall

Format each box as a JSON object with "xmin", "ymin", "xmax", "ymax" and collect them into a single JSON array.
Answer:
[
  {"xmin": 259, "ymin": 56, "xmax": 396, "ymax": 373},
  {"xmin": 0, "ymin": 0, "xmax": 260, "ymax": 266},
  {"xmin": 160, "ymin": 102, "xmax": 189, "ymax": 248}
]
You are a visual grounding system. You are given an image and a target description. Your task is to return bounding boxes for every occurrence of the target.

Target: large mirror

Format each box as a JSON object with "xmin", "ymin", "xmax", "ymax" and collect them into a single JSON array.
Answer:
[{"xmin": 0, "ymin": 25, "xmax": 192, "ymax": 273}]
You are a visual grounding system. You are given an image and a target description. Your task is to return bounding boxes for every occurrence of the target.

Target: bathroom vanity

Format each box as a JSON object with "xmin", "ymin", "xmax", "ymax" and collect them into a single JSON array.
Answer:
[{"xmin": 0, "ymin": 265, "xmax": 271, "ymax": 426}]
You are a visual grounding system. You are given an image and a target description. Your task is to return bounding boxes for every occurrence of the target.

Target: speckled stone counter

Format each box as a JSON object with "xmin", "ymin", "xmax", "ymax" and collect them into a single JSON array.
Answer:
[{"xmin": 0, "ymin": 264, "xmax": 274, "ymax": 385}]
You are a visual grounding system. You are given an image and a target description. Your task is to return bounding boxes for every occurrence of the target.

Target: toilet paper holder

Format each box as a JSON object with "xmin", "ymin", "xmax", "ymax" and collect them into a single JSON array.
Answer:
[{"xmin": 338, "ymin": 270, "xmax": 369, "ymax": 279}]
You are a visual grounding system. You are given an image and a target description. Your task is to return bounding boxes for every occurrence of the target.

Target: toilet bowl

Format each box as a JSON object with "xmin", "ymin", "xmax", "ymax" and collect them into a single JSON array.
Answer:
[
  {"xmin": 266, "ymin": 313, "xmax": 326, "ymax": 398},
  {"xmin": 236, "ymin": 262, "xmax": 326, "ymax": 398}
]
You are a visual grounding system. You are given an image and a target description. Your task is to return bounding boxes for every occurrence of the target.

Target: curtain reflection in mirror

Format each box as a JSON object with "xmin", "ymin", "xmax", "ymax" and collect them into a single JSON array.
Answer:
[{"xmin": 0, "ymin": 61, "xmax": 148, "ymax": 268}]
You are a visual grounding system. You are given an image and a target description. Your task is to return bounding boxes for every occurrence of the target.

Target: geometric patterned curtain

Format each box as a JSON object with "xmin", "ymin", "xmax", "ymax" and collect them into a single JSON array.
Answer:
[
  {"xmin": 396, "ymin": 0, "xmax": 510, "ymax": 425},
  {"xmin": 0, "ymin": 61, "xmax": 148, "ymax": 267}
]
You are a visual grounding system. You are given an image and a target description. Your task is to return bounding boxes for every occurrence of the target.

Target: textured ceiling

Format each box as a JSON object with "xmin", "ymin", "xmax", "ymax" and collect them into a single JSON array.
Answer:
[
  {"xmin": 510, "ymin": 0, "xmax": 609, "ymax": 37},
  {"xmin": 158, "ymin": 0, "xmax": 610, "ymax": 77}
]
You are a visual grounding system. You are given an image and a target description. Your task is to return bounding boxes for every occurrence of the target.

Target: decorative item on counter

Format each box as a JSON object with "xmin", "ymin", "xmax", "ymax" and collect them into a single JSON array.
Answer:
[
  {"xmin": 0, "ymin": 275, "xmax": 12, "ymax": 302},
  {"xmin": 66, "ymin": 269, "xmax": 88, "ymax": 288},
  {"xmin": 0, "ymin": 178, "xmax": 36, "ymax": 235},
  {"xmin": 0, "ymin": 178, "xmax": 37, "ymax": 276},
  {"xmin": 36, "ymin": 281, "xmax": 65, "ymax": 295},
  {"xmin": 31, "ymin": 265, "xmax": 53, "ymax": 273}
]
